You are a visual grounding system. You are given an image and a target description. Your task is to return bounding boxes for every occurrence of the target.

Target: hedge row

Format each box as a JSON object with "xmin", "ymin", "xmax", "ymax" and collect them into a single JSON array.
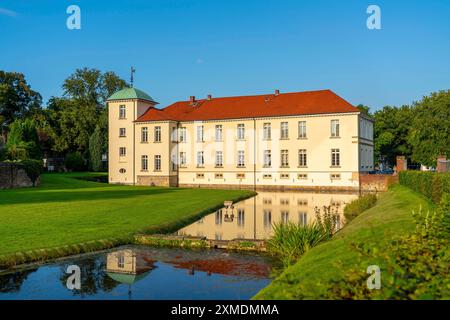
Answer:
[
  {"xmin": 399, "ymin": 171, "xmax": 450, "ymax": 204},
  {"xmin": 344, "ymin": 194, "xmax": 377, "ymax": 222}
]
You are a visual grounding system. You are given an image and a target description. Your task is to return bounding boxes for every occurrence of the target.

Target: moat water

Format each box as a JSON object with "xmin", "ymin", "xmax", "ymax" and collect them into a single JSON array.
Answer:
[
  {"xmin": 0, "ymin": 246, "xmax": 274, "ymax": 300},
  {"xmin": 0, "ymin": 191, "xmax": 358, "ymax": 299},
  {"xmin": 177, "ymin": 191, "xmax": 358, "ymax": 240}
]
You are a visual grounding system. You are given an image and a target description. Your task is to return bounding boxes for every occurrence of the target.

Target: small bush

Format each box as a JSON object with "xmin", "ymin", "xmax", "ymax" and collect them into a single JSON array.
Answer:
[
  {"xmin": 65, "ymin": 152, "xmax": 85, "ymax": 172},
  {"xmin": 344, "ymin": 194, "xmax": 377, "ymax": 222},
  {"xmin": 19, "ymin": 159, "xmax": 43, "ymax": 187},
  {"xmin": 267, "ymin": 222, "xmax": 328, "ymax": 268},
  {"xmin": 399, "ymin": 171, "xmax": 450, "ymax": 204},
  {"xmin": 322, "ymin": 206, "xmax": 450, "ymax": 299}
]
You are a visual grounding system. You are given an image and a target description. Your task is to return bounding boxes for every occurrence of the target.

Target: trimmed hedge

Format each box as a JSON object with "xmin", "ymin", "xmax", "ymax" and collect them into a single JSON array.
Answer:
[
  {"xmin": 344, "ymin": 194, "xmax": 377, "ymax": 222},
  {"xmin": 399, "ymin": 171, "xmax": 450, "ymax": 204}
]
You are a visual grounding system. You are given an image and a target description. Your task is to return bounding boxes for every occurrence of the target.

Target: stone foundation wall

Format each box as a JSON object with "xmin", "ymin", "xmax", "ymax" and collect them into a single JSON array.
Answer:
[
  {"xmin": 179, "ymin": 183, "xmax": 359, "ymax": 192},
  {"xmin": 0, "ymin": 162, "xmax": 40, "ymax": 189},
  {"xmin": 360, "ymin": 174, "xmax": 398, "ymax": 192},
  {"xmin": 137, "ymin": 175, "xmax": 178, "ymax": 187}
]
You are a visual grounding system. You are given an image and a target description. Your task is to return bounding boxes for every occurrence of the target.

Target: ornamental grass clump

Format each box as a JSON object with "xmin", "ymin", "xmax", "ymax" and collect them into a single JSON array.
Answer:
[{"xmin": 267, "ymin": 222, "xmax": 328, "ymax": 268}]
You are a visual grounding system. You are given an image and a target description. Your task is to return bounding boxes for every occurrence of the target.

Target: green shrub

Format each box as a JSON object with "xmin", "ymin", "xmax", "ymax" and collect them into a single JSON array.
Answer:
[
  {"xmin": 399, "ymin": 171, "xmax": 450, "ymax": 204},
  {"xmin": 344, "ymin": 194, "xmax": 377, "ymax": 222},
  {"xmin": 322, "ymin": 206, "xmax": 450, "ymax": 299},
  {"xmin": 267, "ymin": 222, "xmax": 328, "ymax": 268},
  {"xmin": 19, "ymin": 159, "xmax": 43, "ymax": 187},
  {"xmin": 65, "ymin": 152, "xmax": 85, "ymax": 171}
]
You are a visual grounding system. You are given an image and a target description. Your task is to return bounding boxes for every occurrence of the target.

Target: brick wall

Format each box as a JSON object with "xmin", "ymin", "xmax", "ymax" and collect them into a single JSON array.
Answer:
[
  {"xmin": 0, "ymin": 162, "xmax": 40, "ymax": 189},
  {"xmin": 360, "ymin": 174, "xmax": 398, "ymax": 192}
]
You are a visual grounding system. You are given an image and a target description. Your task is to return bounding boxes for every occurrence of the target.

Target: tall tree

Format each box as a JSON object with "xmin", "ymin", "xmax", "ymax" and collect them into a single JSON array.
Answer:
[
  {"xmin": 373, "ymin": 105, "xmax": 413, "ymax": 166},
  {"xmin": 5, "ymin": 118, "xmax": 42, "ymax": 160},
  {"xmin": 408, "ymin": 90, "xmax": 450, "ymax": 167},
  {"xmin": 63, "ymin": 68, "xmax": 127, "ymax": 107},
  {"xmin": 356, "ymin": 104, "xmax": 371, "ymax": 116},
  {"xmin": 48, "ymin": 68, "xmax": 127, "ymax": 156},
  {"xmin": 0, "ymin": 71, "xmax": 42, "ymax": 138}
]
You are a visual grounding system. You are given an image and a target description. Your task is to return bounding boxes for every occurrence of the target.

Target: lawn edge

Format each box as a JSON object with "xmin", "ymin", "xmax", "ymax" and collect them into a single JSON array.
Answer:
[{"xmin": 0, "ymin": 190, "xmax": 256, "ymax": 270}]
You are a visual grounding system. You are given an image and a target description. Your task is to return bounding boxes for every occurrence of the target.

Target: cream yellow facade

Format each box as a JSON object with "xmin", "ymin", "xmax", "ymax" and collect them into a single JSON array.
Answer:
[{"xmin": 108, "ymin": 90, "xmax": 374, "ymax": 191}]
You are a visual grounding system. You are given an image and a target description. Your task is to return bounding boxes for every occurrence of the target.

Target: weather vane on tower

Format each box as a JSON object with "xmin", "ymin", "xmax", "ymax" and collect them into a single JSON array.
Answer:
[{"xmin": 130, "ymin": 66, "xmax": 136, "ymax": 87}]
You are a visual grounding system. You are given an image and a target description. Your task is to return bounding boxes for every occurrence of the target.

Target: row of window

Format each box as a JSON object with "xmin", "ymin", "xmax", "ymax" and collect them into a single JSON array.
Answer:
[
  {"xmin": 213, "ymin": 209, "xmax": 319, "ymax": 228},
  {"xmin": 119, "ymin": 148, "xmax": 341, "ymax": 168},
  {"xmin": 194, "ymin": 172, "xmax": 341, "ymax": 180},
  {"xmin": 180, "ymin": 149, "xmax": 340, "ymax": 168},
  {"xmin": 183, "ymin": 121, "xmax": 339, "ymax": 141},
  {"xmin": 118, "ymin": 120, "xmax": 341, "ymax": 142}
]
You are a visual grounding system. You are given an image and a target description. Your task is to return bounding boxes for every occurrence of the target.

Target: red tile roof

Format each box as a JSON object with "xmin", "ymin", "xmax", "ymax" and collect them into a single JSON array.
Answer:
[{"xmin": 135, "ymin": 89, "xmax": 358, "ymax": 122}]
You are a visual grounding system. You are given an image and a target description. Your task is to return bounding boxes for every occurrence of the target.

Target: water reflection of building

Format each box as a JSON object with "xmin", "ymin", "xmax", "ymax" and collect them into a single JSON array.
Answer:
[
  {"xmin": 178, "ymin": 192, "xmax": 358, "ymax": 240},
  {"xmin": 106, "ymin": 248, "xmax": 155, "ymax": 297}
]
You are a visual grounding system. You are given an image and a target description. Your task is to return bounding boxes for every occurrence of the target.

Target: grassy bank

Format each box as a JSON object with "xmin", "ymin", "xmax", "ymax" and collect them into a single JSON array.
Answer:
[
  {"xmin": 254, "ymin": 184, "xmax": 436, "ymax": 299},
  {"xmin": 0, "ymin": 173, "xmax": 254, "ymax": 268}
]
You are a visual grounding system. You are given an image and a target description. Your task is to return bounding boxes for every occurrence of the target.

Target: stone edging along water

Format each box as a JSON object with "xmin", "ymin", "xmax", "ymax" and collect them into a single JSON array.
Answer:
[
  {"xmin": 0, "ymin": 191, "xmax": 258, "ymax": 271},
  {"xmin": 134, "ymin": 234, "xmax": 267, "ymax": 252}
]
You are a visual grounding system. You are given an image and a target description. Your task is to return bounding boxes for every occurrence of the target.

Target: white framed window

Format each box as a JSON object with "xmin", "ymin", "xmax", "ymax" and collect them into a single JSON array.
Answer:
[
  {"xmin": 196, "ymin": 173, "xmax": 205, "ymax": 179},
  {"xmin": 331, "ymin": 148, "xmax": 340, "ymax": 166},
  {"xmin": 263, "ymin": 123, "xmax": 271, "ymax": 140},
  {"xmin": 119, "ymin": 147, "xmax": 126, "ymax": 157},
  {"xmin": 119, "ymin": 105, "xmax": 126, "ymax": 119},
  {"xmin": 141, "ymin": 127, "xmax": 148, "ymax": 142},
  {"xmin": 237, "ymin": 150, "xmax": 245, "ymax": 167},
  {"xmin": 298, "ymin": 121, "xmax": 307, "ymax": 138},
  {"xmin": 281, "ymin": 150, "xmax": 289, "ymax": 167},
  {"xmin": 179, "ymin": 127, "xmax": 187, "ymax": 143},
  {"xmin": 298, "ymin": 212, "xmax": 307, "ymax": 226},
  {"xmin": 215, "ymin": 210, "xmax": 222, "ymax": 225},
  {"xmin": 141, "ymin": 155, "xmax": 148, "ymax": 171},
  {"xmin": 236, "ymin": 173, "xmax": 245, "ymax": 179},
  {"xmin": 280, "ymin": 173, "xmax": 290, "ymax": 179},
  {"xmin": 237, "ymin": 124, "xmax": 245, "ymax": 140},
  {"xmin": 263, "ymin": 210, "xmax": 272, "ymax": 229},
  {"xmin": 171, "ymin": 154, "xmax": 177, "ymax": 171},
  {"xmin": 154, "ymin": 155, "xmax": 161, "ymax": 171},
  {"xmin": 215, "ymin": 173, "xmax": 223, "ymax": 179},
  {"xmin": 119, "ymin": 128, "xmax": 126, "ymax": 137},
  {"xmin": 281, "ymin": 211, "xmax": 289, "ymax": 224},
  {"xmin": 298, "ymin": 173, "xmax": 308, "ymax": 180},
  {"xmin": 171, "ymin": 127, "xmax": 177, "ymax": 142},
  {"xmin": 215, "ymin": 151, "xmax": 223, "ymax": 167},
  {"xmin": 237, "ymin": 209, "xmax": 245, "ymax": 227},
  {"xmin": 264, "ymin": 150, "xmax": 272, "ymax": 167},
  {"xmin": 117, "ymin": 253, "xmax": 125, "ymax": 268},
  {"xmin": 298, "ymin": 149, "xmax": 307, "ymax": 167},
  {"xmin": 330, "ymin": 173, "xmax": 341, "ymax": 180},
  {"xmin": 280, "ymin": 122, "xmax": 289, "ymax": 139},
  {"xmin": 197, "ymin": 125, "xmax": 204, "ymax": 142},
  {"xmin": 197, "ymin": 151, "xmax": 204, "ymax": 167},
  {"xmin": 331, "ymin": 119, "xmax": 340, "ymax": 137},
  {"xmin": 154, "ymin": 126, "xmax": 161, "ymax": 142},
  {"xmin": 179, "ymin": 152, "xmax": 187, "ymax": 167},
  {"xmin": 215, "ymin": 125, "xmax": 222, "ymax": 141}
]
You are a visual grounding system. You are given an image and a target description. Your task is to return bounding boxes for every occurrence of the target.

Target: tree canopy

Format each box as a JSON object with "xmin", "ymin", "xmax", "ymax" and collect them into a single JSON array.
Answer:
[{"xmin": 0, "ymin": 71, "xmax": 42, "ymax": 136}]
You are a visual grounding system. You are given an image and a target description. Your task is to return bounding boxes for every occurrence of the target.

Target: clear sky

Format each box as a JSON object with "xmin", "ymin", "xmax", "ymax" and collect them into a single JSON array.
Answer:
[{"xmin": 0, "ymin": 0, "xmax": 449, "ymax": 110}]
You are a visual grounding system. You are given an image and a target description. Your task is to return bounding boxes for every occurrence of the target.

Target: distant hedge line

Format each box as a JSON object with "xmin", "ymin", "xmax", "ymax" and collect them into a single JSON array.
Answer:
[{"xmin": 399, "ymin": 171, "xmax": 450, "ymax": 204}]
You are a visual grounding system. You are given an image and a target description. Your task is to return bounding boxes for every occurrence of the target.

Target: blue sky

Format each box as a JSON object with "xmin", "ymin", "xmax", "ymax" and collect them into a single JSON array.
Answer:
[{"xmin": 0, "ymin": 0, "xmax": 449, "ymax": 110}]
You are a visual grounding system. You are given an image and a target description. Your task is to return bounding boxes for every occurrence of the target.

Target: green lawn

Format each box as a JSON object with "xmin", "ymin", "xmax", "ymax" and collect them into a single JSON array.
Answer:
[
  {"xmin": 0, "ymin": 173, "xmax": 253, "ymax": 258},
  {"xmin": 254, "ymin": 184, "xmax": 436, "ymax": 299}
]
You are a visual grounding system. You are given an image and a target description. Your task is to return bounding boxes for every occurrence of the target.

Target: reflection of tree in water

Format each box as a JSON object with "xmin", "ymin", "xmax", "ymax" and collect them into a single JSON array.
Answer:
[
  {"xmin": 0, "ymin": 268, "xmax": 37, "ymax": 293},
  {"xmin": 59, "ymin": 257, "xmax": 118, "ymax": 296}
]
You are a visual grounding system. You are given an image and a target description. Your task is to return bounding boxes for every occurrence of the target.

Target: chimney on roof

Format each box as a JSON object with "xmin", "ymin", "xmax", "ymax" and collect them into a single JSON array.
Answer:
[
  {"xmin": 274, "ymin": 89, "xmax": 280, "ymax": 96},
  {"xmin": 207, "ymin": 94, "xmax": 212, "ymax": 100},
  {"xmin": 190, "ymin": 96, "xmax": 196, "ymax": 104}
]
